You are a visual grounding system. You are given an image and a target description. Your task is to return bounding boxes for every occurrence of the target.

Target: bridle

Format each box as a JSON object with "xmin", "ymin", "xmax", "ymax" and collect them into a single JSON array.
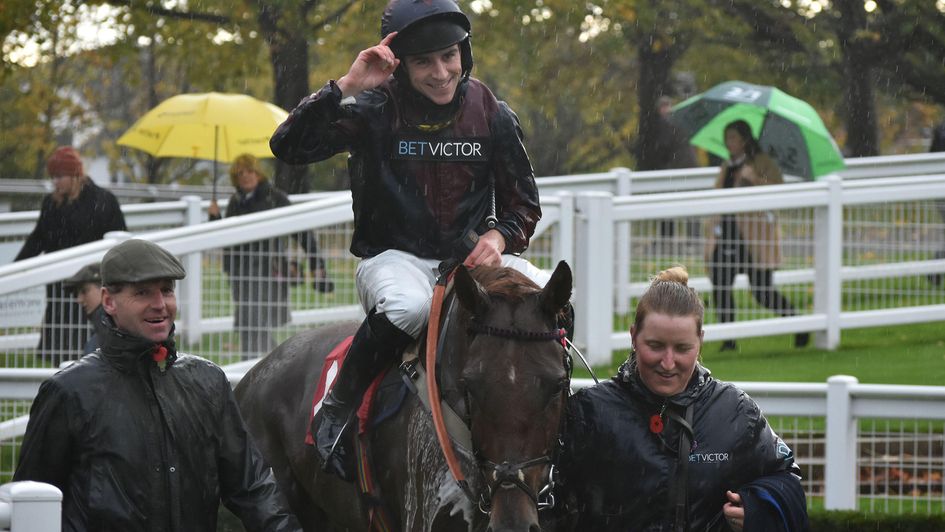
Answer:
[
  {"xmin": 425, "ymin": 271, "xmax": 570, "ymax": 516},
  {"xmin": 476, "ymin": 456, "xmax": 557, "ymax": 514},
  {"xmin": 465, "ymin": 321, "xmax": 569, "ymax": 514}
]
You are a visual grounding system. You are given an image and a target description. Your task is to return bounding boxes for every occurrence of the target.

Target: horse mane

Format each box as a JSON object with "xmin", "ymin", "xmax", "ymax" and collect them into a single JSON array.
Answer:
[{"xmin": 469, "ymin": 265, "xmax": 541, "ymax": 301}]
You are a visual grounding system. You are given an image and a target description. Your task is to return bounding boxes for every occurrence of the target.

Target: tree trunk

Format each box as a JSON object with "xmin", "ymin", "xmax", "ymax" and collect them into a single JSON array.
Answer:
[
  {"xmin": 635, "ymin": 36, "xmax": 682, "ymax": 170},
  {"xmin": 837, "ymin": 0, "xmax": 879, "ymax": 156},
  {"xmin": 36, "ymin": 32, "xmax": 64, "ymax": 179},
  {"xmin": 258, "ymin": 4, "xmax": 312, "ymax": 194},
  {"xmin": 144, "ymin": 40, "xmax": 165, "ymax": 184}
]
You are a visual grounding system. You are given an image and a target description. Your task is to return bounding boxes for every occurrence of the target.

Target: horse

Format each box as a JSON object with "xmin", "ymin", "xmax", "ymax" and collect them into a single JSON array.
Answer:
[{"xmin": 235, "ymin": 261, "xmax": 574, "ymax": 532}]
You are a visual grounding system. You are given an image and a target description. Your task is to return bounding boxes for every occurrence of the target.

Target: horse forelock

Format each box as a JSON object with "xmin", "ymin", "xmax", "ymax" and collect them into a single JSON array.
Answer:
[{"xmin": 468, "ymin": 265, "xmax": 540, "ymax": 301}]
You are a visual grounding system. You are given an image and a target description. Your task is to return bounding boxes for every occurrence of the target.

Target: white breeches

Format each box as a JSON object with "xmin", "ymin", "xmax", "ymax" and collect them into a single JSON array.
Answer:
[{"xmin": 355, "ymin": 249, "xmax": 551, "ymax": 338}]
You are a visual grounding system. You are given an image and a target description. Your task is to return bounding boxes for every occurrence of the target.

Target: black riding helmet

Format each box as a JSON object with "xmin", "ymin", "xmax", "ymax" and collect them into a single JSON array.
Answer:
[{"xmin": 381, "ymin": 0, "xmax": 474, "ymax": 80}]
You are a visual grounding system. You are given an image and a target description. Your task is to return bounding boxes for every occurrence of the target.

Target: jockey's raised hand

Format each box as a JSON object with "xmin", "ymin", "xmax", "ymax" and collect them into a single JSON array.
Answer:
[{"xmin": 337, "ymin": 32, "xmax": 400, "ymax": 98}]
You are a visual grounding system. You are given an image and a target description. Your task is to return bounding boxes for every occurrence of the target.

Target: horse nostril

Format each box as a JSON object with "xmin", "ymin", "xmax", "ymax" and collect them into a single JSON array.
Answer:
[{"xmin": 529, "ymin": 525, "xmax": 541, "ymax": 532}]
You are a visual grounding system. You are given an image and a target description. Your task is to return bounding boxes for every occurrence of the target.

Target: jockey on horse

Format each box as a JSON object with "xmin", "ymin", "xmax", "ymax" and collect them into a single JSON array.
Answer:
[{"xmin": 270, "ymin": 0, "xmax": 566, "ymax": 480}]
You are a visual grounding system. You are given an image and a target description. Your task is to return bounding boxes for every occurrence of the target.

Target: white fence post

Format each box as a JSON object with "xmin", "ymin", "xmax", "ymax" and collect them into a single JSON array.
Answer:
[
  {"xmin": 825, "ymin": 374, "xmax": 858, "ymax": 510},
  {"xmin": 0, "ymin": 481, "xmax": 61, "ymax": 531},
  {"xmin": 181, "ymin": 195, "xmax": 204, "ymax": 346},
  {"xmin": 613, "ymin": 168, "xmax": 632, "ymax": 315},
  {"xmin": 814, "ymin": 175, "xmax": 843, "ymax": 349},
  {"xmin": 555, "ymin": 191, "xmax": 575, "ymax": 268},
  {"xmin": 574, "ymin": 192, "xmax": 615, "ymax": 366}
]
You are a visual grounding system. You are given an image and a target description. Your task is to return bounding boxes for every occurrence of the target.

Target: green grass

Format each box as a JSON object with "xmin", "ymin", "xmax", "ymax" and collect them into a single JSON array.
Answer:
[{"xmin": 578, "ymin": 321, "xmax": 945, "ymax": 386}]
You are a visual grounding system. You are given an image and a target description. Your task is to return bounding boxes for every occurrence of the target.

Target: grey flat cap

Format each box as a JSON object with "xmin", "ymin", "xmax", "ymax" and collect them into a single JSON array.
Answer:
[
  {"xmin": 101, "ymin": 239, "xmax": 186, "ymax": 285},
  {"xmin": 64, "ymin": 263, "xmax": 102, "ymax": 288}
]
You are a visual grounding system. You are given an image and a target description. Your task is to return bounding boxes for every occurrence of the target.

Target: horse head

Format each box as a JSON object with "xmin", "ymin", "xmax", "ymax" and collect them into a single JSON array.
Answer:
[{"xmin": 445, "ymin": 260, "xmax": 573, "ymax": 532}]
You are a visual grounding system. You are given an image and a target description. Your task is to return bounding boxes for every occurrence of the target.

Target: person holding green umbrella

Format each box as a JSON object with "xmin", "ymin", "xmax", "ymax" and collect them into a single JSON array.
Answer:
[
  {"xmin": 704, "ymin": 120, "xmax": 809, "ymax": 351},
  {"xmin": 671, "ymin": 80, "xmax": 845, "ymax": 180}
]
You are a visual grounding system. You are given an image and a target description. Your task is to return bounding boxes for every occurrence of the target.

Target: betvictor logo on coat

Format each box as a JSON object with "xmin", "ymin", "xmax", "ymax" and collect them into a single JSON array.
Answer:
[
  {"xmin": 688, "ymin": 441, "xmax": 731, "ymax": 463},
  {"xmin": 689, "ymin": 451, "xmax": 731, "ymax": 463},
  {"xmin": 391, "ymin": 136, "xmax": 492, "ymax": 162}
]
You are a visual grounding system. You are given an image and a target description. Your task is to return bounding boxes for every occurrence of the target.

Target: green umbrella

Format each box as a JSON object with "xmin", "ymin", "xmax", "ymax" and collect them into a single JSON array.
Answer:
[{"xmin": 671, "ymin": 80, "xmax": 845, "ymax": 179}]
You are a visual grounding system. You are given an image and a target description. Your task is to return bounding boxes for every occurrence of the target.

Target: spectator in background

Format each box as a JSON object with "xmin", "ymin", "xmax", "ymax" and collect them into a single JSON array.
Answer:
[
  {"xmin": 14, "ymin": 239, "xmax": 301, "ymax": 531},
  {"xmin": 15, "ymin": 146, "xmax": 126, "ymax": 366},
  {"xmin": 553, "ymin": 266, "xmax": 808, "ymax": 532},
  {"xmin": 636, "ymin": 96, "xmax": 698, "ymax": 245},
  {"xmin": 705, "ymin": 120, "xmax": 808, "ymax": 351},
  {"xmin": 209, "ymin": 153, "xmax": 333, "ymax": 359},
  {"xmin": 63, "ymin": 262, "xmax": 106, "ymax": 355},
  {"xmin": 928, "ymin": 121, "xmax": 945, "ymax": 286}
]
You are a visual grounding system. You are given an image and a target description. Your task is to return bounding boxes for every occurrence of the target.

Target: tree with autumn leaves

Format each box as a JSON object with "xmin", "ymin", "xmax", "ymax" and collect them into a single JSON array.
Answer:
[{"xmin": 1, "ymin": 0, "xmax": 943, "ymax": 189}]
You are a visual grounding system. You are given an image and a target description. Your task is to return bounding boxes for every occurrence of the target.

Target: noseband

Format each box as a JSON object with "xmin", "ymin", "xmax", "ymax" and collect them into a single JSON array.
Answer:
[{"xmin": 476, "ymin": 456, "xmax": 557, "ymax": 514}]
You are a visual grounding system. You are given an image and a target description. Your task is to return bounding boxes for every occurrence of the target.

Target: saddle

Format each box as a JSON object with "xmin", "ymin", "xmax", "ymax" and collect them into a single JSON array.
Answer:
[{"xmin": 305, "ymin": 337, "xmax": 410, "ymax": 446}]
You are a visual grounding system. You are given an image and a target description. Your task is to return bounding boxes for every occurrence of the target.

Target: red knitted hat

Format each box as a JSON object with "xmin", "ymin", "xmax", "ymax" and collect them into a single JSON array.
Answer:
[{"xmin": 46, "ymin": 146, "xmax": 84, "ymax": 177}]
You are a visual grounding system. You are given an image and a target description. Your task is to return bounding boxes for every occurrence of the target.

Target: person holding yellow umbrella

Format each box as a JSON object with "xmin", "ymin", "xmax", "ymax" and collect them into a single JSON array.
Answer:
[
  {"xmin": 208, "ymin": 154, "xmax": 334, "ymax": 359},
  {"xmin": 119, "ymin": 93, "xmax": 334, "ymax": 358}
]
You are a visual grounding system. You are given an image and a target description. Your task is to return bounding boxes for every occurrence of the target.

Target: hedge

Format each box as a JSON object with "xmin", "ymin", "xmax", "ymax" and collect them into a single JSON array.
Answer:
[{"xmin": 811, "ymin": 511, "xmax": 945, "ymax": 531}]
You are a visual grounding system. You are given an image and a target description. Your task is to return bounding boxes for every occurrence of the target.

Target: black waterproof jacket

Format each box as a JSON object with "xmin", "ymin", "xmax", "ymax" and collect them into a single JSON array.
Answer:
[
  {"xmin": 16, "ymin": 179, "xmax": 126, "ymax": 260},
  {"xmin": 214, "ymin": 180, "xmax": 294, "ymax": 329},
  {"xmin": 555, "ymin": 360, "xmax": 803, "ymax": 532},
  {"xmin": 14, "ymin": 319, "xmax": 300, "ymax": 532},
  {"xmin": 270, "ymin": 77, "xmax": 541, "ymax": 260}
]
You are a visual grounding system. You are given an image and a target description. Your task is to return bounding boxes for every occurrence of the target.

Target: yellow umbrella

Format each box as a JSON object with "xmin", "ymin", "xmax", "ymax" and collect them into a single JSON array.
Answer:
[{"xmin": 116, "ymin": 92, "xmax": 289, "ymax": 198}]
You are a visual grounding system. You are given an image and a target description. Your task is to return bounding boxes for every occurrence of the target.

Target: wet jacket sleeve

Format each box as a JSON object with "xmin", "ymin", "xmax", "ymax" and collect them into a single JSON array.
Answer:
[
  {"xmin": 270, "ymin": 81, "xmax": 359, "ymax": 166},
  {"xmin": 13, "ymin": 379, "xmax": 74, "ymax": 489},
  {"xmin": 15, "ymin": 197, "xmax": 53, "ymax": 261},
  {"xmin": 738, "ymin": 472, "xmax": 809, "ymax": 532},
  {"xmin": 100, "ymin": 189, "xmax": 127, "ymax": 233},
  {"xmin": 490, "ymin": 102, "xmax": 541, "ymax": 254},
  {"xmin": 735, "ymin": 390, "xmax": 800, "ymax": 479},
  {"xmin": 216, "ymin": 378, "xmax": 301, "ymax": 531}
]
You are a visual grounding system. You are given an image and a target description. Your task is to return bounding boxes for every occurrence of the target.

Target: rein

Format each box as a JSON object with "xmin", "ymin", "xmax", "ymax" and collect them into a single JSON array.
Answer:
[
  {"xmin": 425, "ymin": 270, "xmax": 476, "ymax": 500},
  {"xmin": 424, "ymin": 267, "xmax": 566, "ymax": 515}
]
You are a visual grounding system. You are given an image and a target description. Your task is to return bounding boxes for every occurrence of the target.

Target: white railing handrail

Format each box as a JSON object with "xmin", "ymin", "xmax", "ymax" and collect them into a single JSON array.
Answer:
[
  {"xmin": 9, "ymin": 170, "xmax": 940, "ymax": 243},
  {"xmin": 0, "ymin": 192, "xmax": 567, "ymax": 297},
  {"xmin": 3, "ymin": 151, "xmax": 944, "ymax": 239},
  {"xmin": 0, "ymin": 194, "xmax": 352, "ymax": 296}
]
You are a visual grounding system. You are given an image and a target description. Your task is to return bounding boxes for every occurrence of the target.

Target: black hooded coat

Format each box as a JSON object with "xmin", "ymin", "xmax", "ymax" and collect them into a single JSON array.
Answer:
[
  {"xmin": 16, "ymin": 179, "xmax": 127, "ymax": 363},
  {"xmin": 554, "ymin": 360, "xmax": 805, "ymax": 532},
  {"xmin": 14, "ymin": 318, "xmax": 299, "ymax": 532}
]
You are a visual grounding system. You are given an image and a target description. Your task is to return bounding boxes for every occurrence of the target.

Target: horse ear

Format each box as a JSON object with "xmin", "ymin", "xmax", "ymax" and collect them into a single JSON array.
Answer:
[
  {"xmin": 454, "ymin": 265, "xmax": 490, "ymax": 317},
  {"xmin": 539, "ymin": 261, "xmax": 573, "ymax": 316}
]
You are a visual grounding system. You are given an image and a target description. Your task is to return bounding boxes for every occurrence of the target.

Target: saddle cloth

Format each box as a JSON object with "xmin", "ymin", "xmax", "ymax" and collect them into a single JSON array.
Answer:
[{"xmin": 305, "ymin": 336, "xmax": 409, "ymax": 445}]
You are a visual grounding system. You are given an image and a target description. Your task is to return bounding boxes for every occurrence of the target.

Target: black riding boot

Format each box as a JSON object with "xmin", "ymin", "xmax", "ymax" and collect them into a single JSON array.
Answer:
[{"xmin": 315, "ymin": 310, "xmax": 413, "ymax": 480}]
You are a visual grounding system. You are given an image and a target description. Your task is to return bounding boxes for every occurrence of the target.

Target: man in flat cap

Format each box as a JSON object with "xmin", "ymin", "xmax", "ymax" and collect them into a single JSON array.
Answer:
[
  {"xmin": 63, "ymin": 263, "xmax": 106, "ymax": 355},
  {"xmin": 15, "ymin": 239, "xmax": 301, "ymax": 532}
]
